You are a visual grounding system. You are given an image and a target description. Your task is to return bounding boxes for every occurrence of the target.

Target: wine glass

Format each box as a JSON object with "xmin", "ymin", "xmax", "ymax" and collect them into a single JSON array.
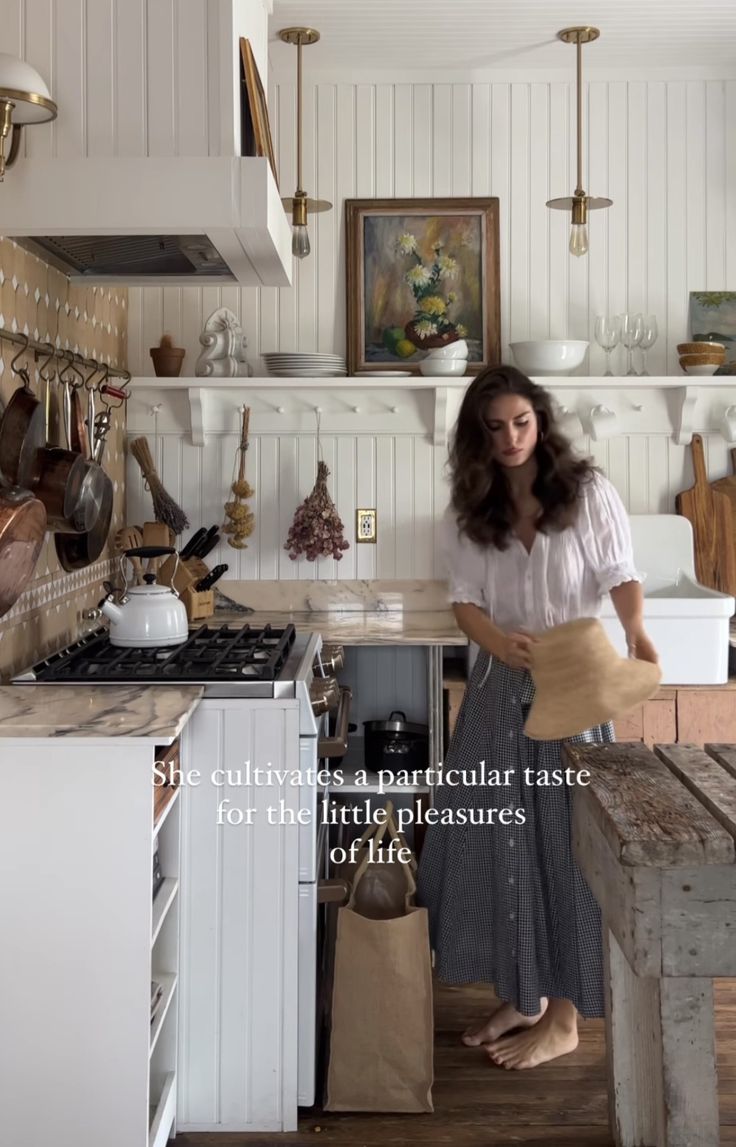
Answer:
[
  {"xmin": 594, "ymin": 315, "xmax": 621, "ymax": 377},
  {"xmin": 638, "ymin": 315, "xmax": 658, "ymax": 376},
  {"xmin": 619, "ymin": 313, "xmax": 643, "ymax": 377}
]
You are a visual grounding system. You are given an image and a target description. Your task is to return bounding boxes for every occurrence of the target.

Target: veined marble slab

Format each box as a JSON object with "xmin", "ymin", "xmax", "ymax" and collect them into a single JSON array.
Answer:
[
  {"xmin": 212, "ymin": 608, "xmax": 466, "ymax": 646},
  {"xmin": 0, "ymin": 684, "xmax": 203, "ymax": 741},
  {"xmin": 219, "ymin": 579, "xmax": 450, "ymax": 614}
]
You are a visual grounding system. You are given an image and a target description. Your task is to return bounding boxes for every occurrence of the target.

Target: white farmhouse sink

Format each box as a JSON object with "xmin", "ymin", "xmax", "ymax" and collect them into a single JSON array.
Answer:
[{"xmin": 600, "ymin": 515, "xmax": 735, "ymax": 684}]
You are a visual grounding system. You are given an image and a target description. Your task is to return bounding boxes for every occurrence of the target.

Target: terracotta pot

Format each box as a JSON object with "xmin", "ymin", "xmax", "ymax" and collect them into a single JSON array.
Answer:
[
  {"xmin": 150, "ymin": 345, "xmax": 186, "ymax": 377},
  {"xmin": 404, "ymin": 319, "xmax": 461, "ymax": 351}
]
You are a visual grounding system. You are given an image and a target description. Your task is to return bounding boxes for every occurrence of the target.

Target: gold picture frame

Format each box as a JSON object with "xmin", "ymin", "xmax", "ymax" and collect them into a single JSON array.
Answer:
[{"xmin": 240, "ymin": 38, "xmax": 278, "ymax": 188}]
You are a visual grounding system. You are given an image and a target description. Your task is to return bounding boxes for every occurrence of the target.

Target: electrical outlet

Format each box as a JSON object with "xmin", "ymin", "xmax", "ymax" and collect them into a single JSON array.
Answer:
[{"xmin": 356, "ymin": 508, "xmax": 377, "ymax": 543}]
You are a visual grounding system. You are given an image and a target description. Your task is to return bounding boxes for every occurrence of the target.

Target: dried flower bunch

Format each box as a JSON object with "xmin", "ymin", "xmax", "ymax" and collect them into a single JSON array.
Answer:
[
  {"xmin": 285, "ymin": 460, "xmax": 350, "ymax": 561},
  {"xmin": 223, "ymin": 407, "xmax": 255, "ymax": 549}
]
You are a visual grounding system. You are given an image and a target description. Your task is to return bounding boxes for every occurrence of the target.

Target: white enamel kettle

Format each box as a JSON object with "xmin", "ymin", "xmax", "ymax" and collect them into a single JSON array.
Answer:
[{"xmin": 100, "ymin": 545, "xmax": 189, "ymax": 647}]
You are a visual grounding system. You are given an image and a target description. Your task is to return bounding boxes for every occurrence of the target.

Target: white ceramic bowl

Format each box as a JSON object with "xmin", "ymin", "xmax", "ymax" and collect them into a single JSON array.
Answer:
[
  {"xmin": 423, "ymin": 338, "xmax": 469, "ymax": 360},
  {"xmin": 419, "ymin": 357, "xmax": 467, "ymax": 377},
  {"xmin": 681, "ymin": 363, "xmax": 720, "ymax": 377},
  {"xmin": 509, "ymin": 339, "xmax": 589, "ymax": 376}
]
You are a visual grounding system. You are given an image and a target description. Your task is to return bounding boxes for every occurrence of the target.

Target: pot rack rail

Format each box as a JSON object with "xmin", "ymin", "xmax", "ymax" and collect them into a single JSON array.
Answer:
[{"xmin": 0, "ymin": 326, "xmax": 131, "ymax": 382}]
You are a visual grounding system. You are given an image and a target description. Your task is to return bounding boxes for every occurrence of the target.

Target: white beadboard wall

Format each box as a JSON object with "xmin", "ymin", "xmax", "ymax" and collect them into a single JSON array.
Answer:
[
  {"xmin": 125, "ymin": 71, "xmax": 736, "ymax": 585},
  {"xmin": 0, "ymin": 0, "xmax": 266, "ymax": 159},
  {"xmin": 127, "ymin": 74, "xmax": 736, "ymax": 377}
]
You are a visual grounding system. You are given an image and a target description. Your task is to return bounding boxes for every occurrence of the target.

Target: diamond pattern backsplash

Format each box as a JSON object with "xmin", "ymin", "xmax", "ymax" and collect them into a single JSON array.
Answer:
[{"xmin": 0, "ymin": 238, "xmax": 128, "ymax": 680}]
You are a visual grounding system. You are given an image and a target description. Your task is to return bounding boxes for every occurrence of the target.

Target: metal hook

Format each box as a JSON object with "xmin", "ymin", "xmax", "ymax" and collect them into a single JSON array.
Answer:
[
  {"xmin": 9, "ymin": 333, "xmax": 30, "ymax": 379},
  {"xmin": 37, "ymin": 341, "xmax": 57, "ymax": 383},
  {"xmin": 83, "ymin": 361, "xmax": 101, "ymax": 391},
  {"xmin": 58, "ymin": 349, "xmax": 83, "ymax": 388},
  {"xmin": 95, "ymin": 362, "xmax": 110, "ymax": 390}
]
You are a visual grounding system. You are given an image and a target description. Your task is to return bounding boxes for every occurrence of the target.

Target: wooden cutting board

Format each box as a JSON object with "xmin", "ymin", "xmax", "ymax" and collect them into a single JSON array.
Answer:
[
  {"xmin": 710, "ymin": 447, "xmax": 736, "ymax": 542},
  {"xmin": 675, "ymin": 434, "xmax": 736, "ymax": 595}
]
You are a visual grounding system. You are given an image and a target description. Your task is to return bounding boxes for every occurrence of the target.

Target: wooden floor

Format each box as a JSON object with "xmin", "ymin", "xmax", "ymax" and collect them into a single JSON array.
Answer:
[{"xmin": 178, "ymin": 978, "xmax": 736, "ymax": 1146}]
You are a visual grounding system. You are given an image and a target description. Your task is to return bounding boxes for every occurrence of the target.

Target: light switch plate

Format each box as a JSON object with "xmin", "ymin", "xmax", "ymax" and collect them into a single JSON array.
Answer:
[{"xmin": 356, "ymin": 508, "xmax": 377, "ymax": 543}]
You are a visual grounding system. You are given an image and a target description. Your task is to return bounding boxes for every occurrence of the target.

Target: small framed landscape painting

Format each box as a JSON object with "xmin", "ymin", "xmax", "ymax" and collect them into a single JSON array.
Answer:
[
  {"xmin": 345, "ymin": 198, "xmax": 501, "ymax": 376},
  {"xmin": 689, "ymin": 291, "xmax": 736, "ymax": 353}
]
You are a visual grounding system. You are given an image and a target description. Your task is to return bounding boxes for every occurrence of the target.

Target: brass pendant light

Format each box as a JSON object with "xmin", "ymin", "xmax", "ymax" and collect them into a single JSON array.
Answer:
[
  {"xmin": 546, "ymin": 27, "xmax": 611, "ymax": 257},
  {"xmin": 278, "ymin": 27, "xmax": 332, "ymax": 260}
]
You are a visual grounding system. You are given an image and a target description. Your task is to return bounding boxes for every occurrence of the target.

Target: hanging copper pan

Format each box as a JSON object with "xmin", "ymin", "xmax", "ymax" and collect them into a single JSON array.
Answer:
[
  {"xmin": 0, "ymin": 476, "xmax": 47, "ymax": 618},
  {"xmin": 0, "ymin": 346, "xmax": 46, "ymax": 488}
]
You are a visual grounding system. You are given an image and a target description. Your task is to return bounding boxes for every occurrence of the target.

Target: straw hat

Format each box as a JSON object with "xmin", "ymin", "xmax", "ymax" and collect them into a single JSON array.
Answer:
[{"xmin": 523, "ymin": 617, "xmax": 661, "ymax": 741}]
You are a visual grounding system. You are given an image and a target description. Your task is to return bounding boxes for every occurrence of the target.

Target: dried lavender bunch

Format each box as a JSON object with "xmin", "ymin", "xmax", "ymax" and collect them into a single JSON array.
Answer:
[{"xmin": 285, "ymin": 460, "xmax": 350, "ymax": 561}]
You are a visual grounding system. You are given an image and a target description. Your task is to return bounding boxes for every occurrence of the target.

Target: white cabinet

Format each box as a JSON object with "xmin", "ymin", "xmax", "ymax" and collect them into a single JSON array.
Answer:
[
  {"xmin": 176, "ymin": 698, "xmax": 302, "ymax": 1133},
  {"xmin": 0, "ymin": 736, "xmax": 182, "ymax": 1147}
]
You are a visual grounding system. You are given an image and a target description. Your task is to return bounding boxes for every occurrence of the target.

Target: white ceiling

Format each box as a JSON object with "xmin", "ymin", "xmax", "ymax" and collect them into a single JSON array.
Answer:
[{"xmin": 269, "ymin": 0, "xmax": 736, "ymax": 73}]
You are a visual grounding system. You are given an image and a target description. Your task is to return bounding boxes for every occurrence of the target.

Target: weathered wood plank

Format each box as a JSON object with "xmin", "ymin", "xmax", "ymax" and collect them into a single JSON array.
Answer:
[
  {"xmin": 572, "ymin": 795, "xmax": 662, "ymax": 976},
  {"xmin": 603, "ymin": 927, "xmax": 664, "ymax": 1146},
  {"xmin": 565, "ymin": 743, "xmax": 735, "ymax": 867},
  {"xmin": 661, "ymin": 865, "xmax": 736, "ymax": 976},
  {"xmin": 659, "ymin": 977, "xmax": 720, "ymax": 1146},
  {"xmin": 655, "ymin": 743, "xmax": 736, "ymax": 844},
  {"xmin": 707, "ymin": 743, "xmax": 736, "ymax": 781}
]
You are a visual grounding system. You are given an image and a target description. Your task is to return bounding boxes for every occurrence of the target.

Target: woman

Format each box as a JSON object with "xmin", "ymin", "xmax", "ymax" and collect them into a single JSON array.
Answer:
[{"xmin": 416, "ymin": 365, "xmax": 658, "ymax": 1071}]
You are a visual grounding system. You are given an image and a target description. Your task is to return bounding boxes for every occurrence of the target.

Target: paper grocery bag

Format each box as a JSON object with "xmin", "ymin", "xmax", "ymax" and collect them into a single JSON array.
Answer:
[{"xmin": 325, "ymin": 808, "xmax": 434, "ymax": 1113}]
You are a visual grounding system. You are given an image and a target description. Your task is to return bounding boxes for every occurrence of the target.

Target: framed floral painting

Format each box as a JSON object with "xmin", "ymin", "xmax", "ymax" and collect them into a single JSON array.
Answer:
[{"xmin": 345, "ymin": 198, "xmax": 500, "ymax": 375}]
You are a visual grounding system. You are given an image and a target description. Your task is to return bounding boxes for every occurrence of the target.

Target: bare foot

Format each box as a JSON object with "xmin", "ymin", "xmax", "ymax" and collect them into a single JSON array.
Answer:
[
  {"xmin": 461, "ymin": 998, "xmax": 547, "ymax": 1046},
  {"xmin": 484, "ymin": 1009, "xmax": 578, "ymax": 1069}
]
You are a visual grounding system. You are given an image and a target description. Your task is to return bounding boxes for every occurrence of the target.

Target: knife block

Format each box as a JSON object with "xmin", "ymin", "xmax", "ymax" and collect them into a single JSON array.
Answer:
[{"xmin": 157, "ymin": 555, "xmax": 215, "ymax": 622}]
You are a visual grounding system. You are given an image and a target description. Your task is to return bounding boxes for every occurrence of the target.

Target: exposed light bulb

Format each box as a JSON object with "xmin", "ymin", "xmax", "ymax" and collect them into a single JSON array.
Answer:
[
  {"xmin": 292, "ymin": 223, "xmax": 310, "ymax": 259},
  {"xmin": 569, "ymin": 222, "xmax": 589, "ymax": 258}
]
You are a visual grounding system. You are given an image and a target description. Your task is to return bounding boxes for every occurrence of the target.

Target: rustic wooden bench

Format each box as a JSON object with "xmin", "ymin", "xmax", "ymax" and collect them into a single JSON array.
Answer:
[{"xmin": 564, "ymin": 741, "xmax": 736, "ymax": 1147}]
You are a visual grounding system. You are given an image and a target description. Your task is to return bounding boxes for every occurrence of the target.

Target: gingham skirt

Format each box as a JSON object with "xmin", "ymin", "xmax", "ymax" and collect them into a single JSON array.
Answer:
[{"xmin": 416, "ymin": 651, "xmax": 612, "ymax": 1018}]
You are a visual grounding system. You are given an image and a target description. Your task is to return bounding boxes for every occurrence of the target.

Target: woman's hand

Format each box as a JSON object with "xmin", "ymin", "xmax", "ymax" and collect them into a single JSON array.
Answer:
[
  {"xmin": 498, "ymin": 630, "xmax": 539, "ymax": 670},
  {"xmin": 626, "ymin": 628, "xmax": 659, "ymax": 665}
]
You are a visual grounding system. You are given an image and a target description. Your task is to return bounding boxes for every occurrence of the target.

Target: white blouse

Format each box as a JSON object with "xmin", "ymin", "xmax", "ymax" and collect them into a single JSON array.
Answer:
[{"xmin": 441, "ymin": 471, "xmax": 641, "ymax": 632}]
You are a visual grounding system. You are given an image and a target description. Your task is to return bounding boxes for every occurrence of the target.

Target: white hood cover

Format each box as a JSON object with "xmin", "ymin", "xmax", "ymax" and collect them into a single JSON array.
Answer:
[{"xmin": 0, "ymin": 155, "xmax": 292, "ymax": 286}]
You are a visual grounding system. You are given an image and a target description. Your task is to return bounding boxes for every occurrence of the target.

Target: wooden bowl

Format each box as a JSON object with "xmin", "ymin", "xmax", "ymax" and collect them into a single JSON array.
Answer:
[
  {"xmin": 679, "ymin": 351, "xmax": 726, "ymax": 366},
  {"xmin": 677, "ymin": 341, "xmax": 725, "ymax": 356}
]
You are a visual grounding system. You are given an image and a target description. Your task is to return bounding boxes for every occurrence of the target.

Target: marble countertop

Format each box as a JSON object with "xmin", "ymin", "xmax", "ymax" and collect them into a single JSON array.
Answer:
[
  {"xmin": 0, "ymin": 684, "xmax": 203, "ymax": 741},
  {"xmin": 211, "ymin": 608, "xmax": 467, "ymax": 645}
]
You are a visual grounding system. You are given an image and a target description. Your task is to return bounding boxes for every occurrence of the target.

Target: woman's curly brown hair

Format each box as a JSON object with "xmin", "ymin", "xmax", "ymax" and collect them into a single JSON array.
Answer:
[{"xmin": 449, "ymin": 365, "xmax": 596, "ymax": 549}]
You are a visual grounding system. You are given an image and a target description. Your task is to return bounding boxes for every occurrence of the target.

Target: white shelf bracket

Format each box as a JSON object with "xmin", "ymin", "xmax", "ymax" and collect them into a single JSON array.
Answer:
[
  {"xmin": 188, "ymin": 387, "xmax": 208, "ymax": 446},
  {"xmin": 674, "ymin": 386, "xmax": 698, "ymax": 445},
  {"xmin": 433, "ymin": 386, "xmax": 449, "ymax": 448}
]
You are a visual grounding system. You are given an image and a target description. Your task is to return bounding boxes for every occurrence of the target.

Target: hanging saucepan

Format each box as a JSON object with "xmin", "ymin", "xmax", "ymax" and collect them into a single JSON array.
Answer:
[
  {"xmin": 0, "ymin": 475, "xmax": 47, "ymax": 618},
  {"xmin": 28, "ymin": 353, "xmax": 93, "ymax": 534},
  {"xmin": 55, "ymin": 386, "xmax": 114, "ymax": 571},
  {"xmin": 0, "ymin": 337, "xmax": 46, "ymax": 488}
]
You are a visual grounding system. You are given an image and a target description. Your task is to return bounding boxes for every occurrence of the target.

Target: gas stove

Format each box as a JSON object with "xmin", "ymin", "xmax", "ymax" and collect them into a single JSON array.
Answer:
[{"xmin": 13, "ymin": 622, "xmax": 322, "ymax": 703}]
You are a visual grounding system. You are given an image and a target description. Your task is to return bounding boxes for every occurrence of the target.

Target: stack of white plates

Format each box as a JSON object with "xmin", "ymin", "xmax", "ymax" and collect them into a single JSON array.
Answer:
[{"xmin": 262, "ymin": 352, "xmax": 347, "ymax": 378}]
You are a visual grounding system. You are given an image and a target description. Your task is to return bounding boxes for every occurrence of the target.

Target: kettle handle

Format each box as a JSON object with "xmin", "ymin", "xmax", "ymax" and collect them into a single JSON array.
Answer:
[{"xmin": 124, "ymin": 545, "xmax": 175, "ymax": 558}]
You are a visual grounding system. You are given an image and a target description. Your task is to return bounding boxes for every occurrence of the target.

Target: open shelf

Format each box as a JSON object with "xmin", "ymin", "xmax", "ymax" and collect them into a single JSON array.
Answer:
[
  {"xmin": 153, "ymin": 783, "xmax": 180, "ymax": 841},
  {"xmin": 148, "ymin": 1070, "xmax": 176, "ymax": 1147},
  {"xmin": 149, "ymin": 974, "xmax": 177, "ymax": 1059},
  {"xmin": 151, "ymin": 879, "xmax": 179, "ymax": 948}
]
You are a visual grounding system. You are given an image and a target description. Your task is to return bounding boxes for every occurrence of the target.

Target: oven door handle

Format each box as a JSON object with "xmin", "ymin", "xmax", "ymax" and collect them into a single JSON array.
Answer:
[
  {"xmin": 318, "ymin": 877, "xmax": 349, "ymax": 905},
  {"xmin": 317, "ymin": 686, "xmax": 352, "ymax": 759}
]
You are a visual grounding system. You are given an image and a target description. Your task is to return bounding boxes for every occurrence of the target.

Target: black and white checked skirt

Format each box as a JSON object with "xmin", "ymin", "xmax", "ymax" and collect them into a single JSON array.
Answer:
[{"xmin": 416, "ymin": 651, "xmax": 612, "ymax": 1018}]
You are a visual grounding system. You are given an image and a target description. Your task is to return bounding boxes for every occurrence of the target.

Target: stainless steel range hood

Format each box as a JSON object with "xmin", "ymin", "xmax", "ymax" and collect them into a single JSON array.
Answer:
[{"xmin": 0, "ymin": 155, "xmax": 293, "ymax": 286}]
